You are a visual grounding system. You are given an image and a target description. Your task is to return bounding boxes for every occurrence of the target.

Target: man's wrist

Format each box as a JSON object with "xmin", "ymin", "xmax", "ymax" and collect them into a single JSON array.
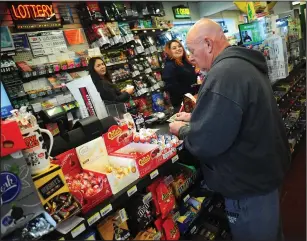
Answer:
[{"xmin": 178, "ymin": 125, "xmax": 190, "ymax": 140}]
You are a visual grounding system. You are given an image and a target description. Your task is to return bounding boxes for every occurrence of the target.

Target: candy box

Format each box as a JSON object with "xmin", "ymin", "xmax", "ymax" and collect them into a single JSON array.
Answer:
[
  {"xmin": 32, "ymin": 164, "xmax": 82, "ymax": 223},
  {"xmin": 53, "ymin": 149, "xmax": 112, "ymax": 214},
  {"xmin": 103, "ymin": 125, "xmax": 161, "ymax": 177},
  {"xmin": 1, "ymin": 151, "xmax": 44, "ymax": 237},
  {"xmin": 76, "ymin": 136, "xmax": 139, "ymax": 194},
  {"xmin": 1, "ymin": 120, "xmax": 27, "ymax": 157}
]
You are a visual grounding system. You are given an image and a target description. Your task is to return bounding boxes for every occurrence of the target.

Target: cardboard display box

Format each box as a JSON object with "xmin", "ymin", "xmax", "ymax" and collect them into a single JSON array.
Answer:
[
  {"xmin": 76, "ymin": 136, "xmax": 140, "ymax": 194},
  {"xmin": 53, "ymin": 149, "xmax": 112, "ymax": 214},
  {"xmin": 32, "ymin": 164, "xmax": 82, "ymax": 223},
  {"xmin": 103, "ymin": 125, "xmax": 162, "ymax": 178}
]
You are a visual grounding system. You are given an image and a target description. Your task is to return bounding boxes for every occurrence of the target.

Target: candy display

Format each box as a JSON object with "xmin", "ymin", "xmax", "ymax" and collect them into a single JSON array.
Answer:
[
  {"xmin": 53, "ymin": 149, "xmax": 112, "ymax": 213},
  {"xmin": 32, "ymin": 164, "xmax": 82, "ymax": 223}
]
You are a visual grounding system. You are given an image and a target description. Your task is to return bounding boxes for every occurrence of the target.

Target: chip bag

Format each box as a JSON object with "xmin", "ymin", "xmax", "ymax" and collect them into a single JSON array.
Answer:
[
  {"xmin": 156, "ymin": 181, "xmax": 176, "ymax": 219},
  {"xmin": 162, "ymin": 216, "xmax": 180, "ymax": 240}
]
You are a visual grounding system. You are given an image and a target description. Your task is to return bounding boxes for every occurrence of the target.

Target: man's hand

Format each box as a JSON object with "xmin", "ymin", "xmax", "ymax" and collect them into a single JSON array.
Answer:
[
  {"xmin": 169, "ymin": 121, "xmax": 186, "ymax": 136},
  {"xmin": 175, "ymin": 112, "xmax": 191, "ymax": 122}
]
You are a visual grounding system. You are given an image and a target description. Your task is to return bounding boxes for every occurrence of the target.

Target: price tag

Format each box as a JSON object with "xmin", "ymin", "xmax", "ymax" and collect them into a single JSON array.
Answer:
[
  {"xmin": 163, "ymin": 150, "xmax": 172, "ymax": 160},
  {"xmin": 119, "ymin": 208, "xmax": 128, "ymax": 223},
  {"xmin": 127, "ymin": 185, "xmax": 137, "ymax": 197},
  {"xmin": 71, "ymin": 223, "xmax": 86, "ymax": 238},
  {"xmin": 183, "ymin": 194, "xmax": 190, "ymax": 203},
  {"xmin": 172, "ymin": 155, "xmax": 179, "ymax": 163},
  {"xmin": 190, "ymin": 225, "xmax": 197, "ymax": 234},
  {"xmin": 85, "ymin": 234, "xmax": 96, "ymax": 240},
  {"xmin": 58, "ymin": 237, "xmax": 65, "ymax": 240},
  {"xmin": 177, "ymin": 143, "xmax": 183, "ymax": 151},
  {"xmin": 100, "ymin": 204, "xmax": 113, "ymax": 218},
  {"xmin": 87, "ymin": 212, "xmax": 101, "ymax": 226},
  {"xmin": 143, "ymin": 192, "xmax": 152, "ymax": 204},
  {"xmin": 150, "ymin": 169, "xmax": 159, "ymax": 179}
]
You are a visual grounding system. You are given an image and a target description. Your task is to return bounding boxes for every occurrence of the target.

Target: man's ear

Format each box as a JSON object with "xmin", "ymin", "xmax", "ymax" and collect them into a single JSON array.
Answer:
[{"xmin": 205, "ymin": 38, "xmax": 213, "ymax": 53}]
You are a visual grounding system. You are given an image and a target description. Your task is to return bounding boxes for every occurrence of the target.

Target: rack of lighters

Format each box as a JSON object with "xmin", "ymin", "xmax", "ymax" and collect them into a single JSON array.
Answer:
[{"xmin": 272, "ymin": 60, "xmax": 306, "ymax": 155}]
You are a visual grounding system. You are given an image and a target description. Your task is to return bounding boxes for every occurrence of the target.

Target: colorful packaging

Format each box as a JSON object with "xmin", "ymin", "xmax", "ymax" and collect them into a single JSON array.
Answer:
[
  {"xmin": 157, "ymin": 181, "xmax": 176, "ymax": 219},
  {"xmin": 32, "ymin": 164, "xmax": 82, "ymax": 223},
  {"xmin": 1, "ymin": 151, "xmax": 45, "ymax": 237},
  {"xmin": 147, "ymin": 178, "xmax": 163, "ymax": 216},
  {"xmin": 162, "ymin": 216, "xmax": 180, "ymax": 240},
  {"xmin": 154, "ymin": 218, "xmax": 166, "ymax": 240},
  {"xmin": 53, "ymin": 149, "xmax": 112, "ymax": 213},
  {"xmin": 152, "ymin": 92, "xmax": 165, "ymax": 112},
  {"xmin": 97, "ymin": 210, "xmax": 130, "ymax": 240}
]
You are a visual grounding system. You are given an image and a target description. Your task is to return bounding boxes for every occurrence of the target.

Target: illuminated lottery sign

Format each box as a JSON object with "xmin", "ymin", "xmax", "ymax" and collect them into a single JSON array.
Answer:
[
  {"xmin": 172, "ymin": 7, "xmax": 191, "ymax": 19},
  {"xmin": 8, "ymin": 2, "xmax": 61, "ymax": 29}
]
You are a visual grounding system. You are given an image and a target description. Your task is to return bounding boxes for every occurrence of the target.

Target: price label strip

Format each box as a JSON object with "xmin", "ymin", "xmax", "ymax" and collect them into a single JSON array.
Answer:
[
  {"xmin": 173, "ymin": 211, "xmax": 180, "ymax": 222},
  {"xmin": 100, "ymin": 204, "xmax": 113, "ymax": 218},
  {"xmin": 85, "ymin": 234, "xmax": 96, "ymax": 240},
  {"xmin": 150, "ymin": 169, "xmax": 159, "ymax": 179},
  {"xmin": 71, "ymin": 223, "xmax": 86, "ymax": 238},
  {"xmin": 87, "ymin": 212, "xmax": 101, "ymax": 226},
  {"xmin": 172, "ymin": 155, "xmax": 179, "ymax": 163},
  {"xmin": 58, "ymin": 237, "xmax": 65, "ymax": 240},
  {"xmin": 127, "ymin": 185, "xmax": 137, "ymax": 197},
  {"xmin": 153, "ymin": 232, "xmax": 162, "ymax": 240}
]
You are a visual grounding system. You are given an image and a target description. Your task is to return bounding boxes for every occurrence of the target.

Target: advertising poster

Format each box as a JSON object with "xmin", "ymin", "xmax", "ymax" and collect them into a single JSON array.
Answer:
[
  {"xmin": 27, "ymin": 31, "xmax": 68, "ymax": 57},
  {"xmin": 12, "ymin": 34, "xmax": 31, "ymax": 51},
  {"xmin": 0, "ymin": 26, "xmax": 15, "ymax": 52},
  {"xmin": 1, "ymin": 82, "xmax": 13, "ymax": 118},
  {"xmin": 64, "ymin": 29, "xmax": 85, "ymax": 45}
]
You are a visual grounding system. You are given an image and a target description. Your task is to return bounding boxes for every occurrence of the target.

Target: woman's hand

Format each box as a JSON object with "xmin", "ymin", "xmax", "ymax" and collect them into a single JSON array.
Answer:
[
  {"xmin": 175, "ymin": 112, "xmax": 191, "ymax": 122},
  {"xmin": 125, "ymin": 86, "xmax": 134, "ymax": 95}
]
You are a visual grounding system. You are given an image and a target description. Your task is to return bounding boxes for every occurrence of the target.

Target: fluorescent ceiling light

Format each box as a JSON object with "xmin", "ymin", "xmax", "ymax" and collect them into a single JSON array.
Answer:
[{"xmin": 292, "ymin": 2, "xmax": 300, "ymax": 5}]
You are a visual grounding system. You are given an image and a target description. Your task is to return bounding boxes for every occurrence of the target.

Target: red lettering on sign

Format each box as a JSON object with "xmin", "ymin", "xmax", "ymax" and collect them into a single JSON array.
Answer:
[{"xmin": 24, "ymin": 135, "xmax": 40, "ymax": 149}]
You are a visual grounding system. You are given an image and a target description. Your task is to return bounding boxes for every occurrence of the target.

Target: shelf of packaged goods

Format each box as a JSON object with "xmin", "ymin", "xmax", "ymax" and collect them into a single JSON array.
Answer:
[
  {"xmin": 272, "ymin": 59, "xmax": 306, "ymax": 87},
  {"xmin": 44, "ymin": 143, "xmax": 185, "ymax": 240},
  {"xmin": 280, "ymin": 92, "xmax": 306, "ymax": 120},
  {"xmin": 105, "ymin": 60, "xmax": 128, "ymax": 67},
  {"xmin": 286, "ymin": 111, "xmax": 306, "ymax": 137},
  {"xmin": 276, "ymin": 74, "xmax": 306, "ymax": 105},
  {"xmin": 21, "ymin": 66, "xmax": 89, "ymax": 82}
]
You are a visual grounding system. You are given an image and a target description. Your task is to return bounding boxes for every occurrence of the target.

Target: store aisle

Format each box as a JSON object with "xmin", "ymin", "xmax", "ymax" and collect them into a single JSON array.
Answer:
[{"xmin": 281, "ymin": 140, "xmax": 306, "ymax": 241}]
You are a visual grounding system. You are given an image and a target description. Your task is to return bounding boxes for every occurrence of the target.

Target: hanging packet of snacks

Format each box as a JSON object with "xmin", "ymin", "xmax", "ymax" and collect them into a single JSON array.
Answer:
[
  {"xmin": 156, "ymin": 180, "xmax": 176, "ymax": 219},
  {"xmin": 107, "ymin": 22, "xmax": 124, "ymax": 45},
  {"xmin": 152, "ymin": 92, "xmax": 165, "ymax": 112},
  {"xmin": 118, "ymin": 22, "xmax": 134, "ymax": 43},
  {"xmin": 162, "ymin": 216, "xmax": 180, "ymax": 240},
  {"xmin": 92, "ymin": 23, "xmax": 111, "ymax": 47}
]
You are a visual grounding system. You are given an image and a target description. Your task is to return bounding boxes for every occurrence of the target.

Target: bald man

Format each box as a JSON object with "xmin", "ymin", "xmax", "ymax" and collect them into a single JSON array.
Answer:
[{"xmin": 170, "ymin": 19, "xmax": 290, "ymax": 241}]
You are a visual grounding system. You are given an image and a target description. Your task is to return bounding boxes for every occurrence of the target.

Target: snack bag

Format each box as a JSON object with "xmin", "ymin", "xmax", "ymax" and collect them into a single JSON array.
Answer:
[
  {"xmin": 155, "ymin": 218, "xmax": 166, "ymax": 240},
  {"xmin": 147, "ymin": 178, "xmax": 163, "ymax": 216},
  {"xmin": 156, "ymin": 181, "xmax": 176, "ymax": 219},
  {"xmin": 162, "ymin": 216, "xmax": 180, "ymax": 240}
]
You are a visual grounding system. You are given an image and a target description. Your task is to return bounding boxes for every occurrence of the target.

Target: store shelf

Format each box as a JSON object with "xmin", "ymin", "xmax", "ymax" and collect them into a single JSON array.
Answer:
[
  {"xmin": 106, "ymin": 60, "xmax": 128, "ymax": 67},
  {"xmin": 131, "ymin": 27, "xmax": 170, "ymax": 34},
  {"xmin": 22, "ymin": 66, "xmax": 88, "ymax": 81},
  {"xmin": 44, "ymin": 144, "xmax": 184, "ymax": 240}
]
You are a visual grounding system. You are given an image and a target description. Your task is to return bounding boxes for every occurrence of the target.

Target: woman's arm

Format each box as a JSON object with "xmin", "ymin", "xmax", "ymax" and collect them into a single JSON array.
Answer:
[{"xmin": 96, "ymin": 80, "xmax": 130, "ymax": 103}]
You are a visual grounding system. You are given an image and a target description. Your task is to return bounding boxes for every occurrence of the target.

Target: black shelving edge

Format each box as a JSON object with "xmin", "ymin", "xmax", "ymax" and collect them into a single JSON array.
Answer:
[{"xmin": 44, "ymin": 144, "xmax": 184, "ymax": 240}]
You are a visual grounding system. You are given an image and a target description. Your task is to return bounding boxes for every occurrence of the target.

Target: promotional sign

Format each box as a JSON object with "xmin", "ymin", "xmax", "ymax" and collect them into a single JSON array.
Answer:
[
  {"xmin": 12, "ymin": 34, "xmax": 31, "ymax": 51},
  {"xmin": 27, "ymin": 30, "xmax": 68, "ymax": 57},
  {"xmin": 0, "ymin": 27, "xmax": 15, "ymax": 52},
  {"xmin": 172, "ymin": 6, "xmax": 191, "ymax": 19},
  {"xmin": 8, "ymin": 2, "xmax": 61, "ymax": 29}
]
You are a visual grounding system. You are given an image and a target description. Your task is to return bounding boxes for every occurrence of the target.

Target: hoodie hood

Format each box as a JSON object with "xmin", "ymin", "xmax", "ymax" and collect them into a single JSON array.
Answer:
[{"xmin": 212, "ymin": 46, "xmax": 268, "ymax": 74}]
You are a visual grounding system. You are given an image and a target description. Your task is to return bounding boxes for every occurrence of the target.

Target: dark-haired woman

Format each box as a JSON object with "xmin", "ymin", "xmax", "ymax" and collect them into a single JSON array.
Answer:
[
  {"xmin": 162, "ymin": 40, "xmax": 197, "ymax": 110},
  {"xmin": 88, "ymin": 57, "xmax": 134, "ymax": 104}
]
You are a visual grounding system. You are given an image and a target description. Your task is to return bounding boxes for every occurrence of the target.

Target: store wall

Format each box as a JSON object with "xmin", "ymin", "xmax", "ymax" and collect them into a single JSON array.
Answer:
[
  {"xmin": 162, "ymin": 2, "xmax": 200, "ymax": 22},
  {"xmin": 198, "ymin": 2, "xmax": 236, "ymax": 17},
  {"xmin": 207, "ymin": 10, "xmax": 243, "ymax": 36},
  {"xmin": 272, "ymin": 1, "xmax": 292, "ymax": 14}
]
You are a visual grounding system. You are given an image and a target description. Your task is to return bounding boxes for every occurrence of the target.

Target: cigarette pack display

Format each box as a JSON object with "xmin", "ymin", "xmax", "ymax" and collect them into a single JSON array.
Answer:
[
  {"xmin": 32, "ymin": 164, "xmax": 82, "ymax": 223},
  {"xmin": 1, "ymin": 151, "xmax": 45, "ymax": 237},
  {"xmin": 76, "ymin": 136, "xmax": 139, "ymax": 194},
  {"xmin": 53, "ymin": 149, "xmax": 112, "ymax": 214},
  {"xmin": 103, "ymin": 125, "xmax": 162, "ymax": 177},
  {"xmin": 0, "ymin": 120, "xmax": 27, "ymax": 157}
]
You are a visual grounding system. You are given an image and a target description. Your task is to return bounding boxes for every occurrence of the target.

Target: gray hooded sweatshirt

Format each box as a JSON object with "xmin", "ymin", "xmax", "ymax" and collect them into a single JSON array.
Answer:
[{"xmin": 179, "ymin": 46, "xmax": 291, "ymax": 199}]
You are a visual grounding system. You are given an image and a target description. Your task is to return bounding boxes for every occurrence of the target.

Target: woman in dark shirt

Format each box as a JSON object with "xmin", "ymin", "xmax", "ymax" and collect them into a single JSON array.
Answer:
[
  {"xmin": 88, "ymin": 57, "xmax": 134, "ymax": 104},
  {"xmin": 162, "ymin": 40, "xmax": 197, "ymax": 109}
]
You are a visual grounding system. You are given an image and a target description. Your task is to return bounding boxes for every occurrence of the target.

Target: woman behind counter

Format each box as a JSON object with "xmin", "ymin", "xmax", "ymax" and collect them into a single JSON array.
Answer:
[
  {"xmin": 88, "ymin": 57, "xmax": 134, "ymax": 104},
  {"xmin": 162, "ymin": 40, "xmax": 197, "ymax": 110}
]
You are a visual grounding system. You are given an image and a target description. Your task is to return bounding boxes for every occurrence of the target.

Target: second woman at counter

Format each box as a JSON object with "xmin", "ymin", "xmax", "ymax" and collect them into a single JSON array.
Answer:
[
  {"xmin": 162, "ymin": 40, "xmax": 197, "ymax": 110},
  {"xmin": 88, "ymin": 57, "xmax": 134, "ymax": 104}
]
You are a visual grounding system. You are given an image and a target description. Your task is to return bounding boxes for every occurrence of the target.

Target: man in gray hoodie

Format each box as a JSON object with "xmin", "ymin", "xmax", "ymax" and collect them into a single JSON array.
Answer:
[{"xmin": 169, "ymin": 19, "xmax": 291, "ymax": 241}]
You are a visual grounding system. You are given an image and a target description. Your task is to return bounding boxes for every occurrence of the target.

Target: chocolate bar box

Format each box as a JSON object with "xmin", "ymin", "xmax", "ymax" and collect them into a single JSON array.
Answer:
[{"xmin": 1, "ymin": 151, "xmax": 45, "ymax": 238}]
